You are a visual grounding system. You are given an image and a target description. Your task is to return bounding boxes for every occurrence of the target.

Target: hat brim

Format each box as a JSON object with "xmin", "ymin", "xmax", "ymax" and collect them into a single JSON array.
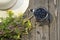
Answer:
[{"xmin": 0, "ymin": 0, "xmax": 29, "ymax": 18}]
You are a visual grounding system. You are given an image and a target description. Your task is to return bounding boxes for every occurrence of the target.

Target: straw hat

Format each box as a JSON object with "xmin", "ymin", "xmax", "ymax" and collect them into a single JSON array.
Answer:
[{"xmin": 0, "ymin": 0, "xmax": 29, "ymax": 18}]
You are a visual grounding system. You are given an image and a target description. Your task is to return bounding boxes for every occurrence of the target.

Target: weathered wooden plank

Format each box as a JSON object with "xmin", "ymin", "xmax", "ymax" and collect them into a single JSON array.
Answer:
[
  {"xmin": 57, "ymin": 0, "xmax": 60, "ymax": 40},
  {"xmin": 36, "ymin": 0, "xmax": 49, "ymax": 40},
  {"xmin": 28, "ymin": 0, "xmax": 49, "ymax": 40},
  {"xmin": 32, "ymin": 0, "xmax": 49, "ymax": 40},
  {"xmin": 55, "ymin": 0, "xmax": 58, "ymax": 40},
  {"xmin": 48, "ymin": 0, "xmax": 57, "ymax": 40}
]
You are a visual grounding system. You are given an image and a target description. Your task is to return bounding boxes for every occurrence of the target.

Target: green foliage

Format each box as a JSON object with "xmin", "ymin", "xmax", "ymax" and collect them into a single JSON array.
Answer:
[{"xmin": 0, "ymin": 10, "xmax": 32, "ymax": 40}]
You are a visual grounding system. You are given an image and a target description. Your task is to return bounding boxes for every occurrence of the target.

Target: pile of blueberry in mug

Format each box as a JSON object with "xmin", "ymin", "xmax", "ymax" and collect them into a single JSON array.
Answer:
[{"xmin": 34, "ymin": 8, "xmax": 48, "ymax": 20}]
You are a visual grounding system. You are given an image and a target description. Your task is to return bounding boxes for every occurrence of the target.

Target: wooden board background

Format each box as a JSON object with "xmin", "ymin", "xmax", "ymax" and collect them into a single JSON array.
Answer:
[{"xmin": 22, "ymin": 0, "xmax": 59, "ymax": 40}]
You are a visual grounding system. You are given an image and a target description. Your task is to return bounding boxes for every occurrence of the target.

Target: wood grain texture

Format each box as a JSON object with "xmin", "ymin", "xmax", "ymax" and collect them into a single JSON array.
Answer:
[
  {"xmin": 57, "ymin": 0, "xmax": 60, "ymax": 40},
  {"xmin": 35, "ymin": 0, "xmax": 49, "ymax": 40},
  {"xmin": 48, "ymin": 0, "xmax": 57, "ymax": 40},
  {"xmin": 30, "ymin": 0, "xmax": 49, "ymax": 40},
  {"xmin": 22, "ymin": 0, "xmax": 58, "ymax": 40}
]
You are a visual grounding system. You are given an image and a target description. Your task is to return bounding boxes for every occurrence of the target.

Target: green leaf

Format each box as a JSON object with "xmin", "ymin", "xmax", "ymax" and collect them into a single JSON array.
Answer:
[{"xmin": 7, "ymin": 10, "xmax": 14, "ymax": 17}]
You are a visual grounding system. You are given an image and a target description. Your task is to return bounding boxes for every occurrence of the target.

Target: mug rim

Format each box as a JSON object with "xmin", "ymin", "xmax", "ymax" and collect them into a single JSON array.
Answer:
[
  {"xmin": 0, "ymin": 0, "xmax": 17, "ymax": 10},
  {"xmin": 0, "ymin": 0, "xmax": 11, "ymax": 4}
]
